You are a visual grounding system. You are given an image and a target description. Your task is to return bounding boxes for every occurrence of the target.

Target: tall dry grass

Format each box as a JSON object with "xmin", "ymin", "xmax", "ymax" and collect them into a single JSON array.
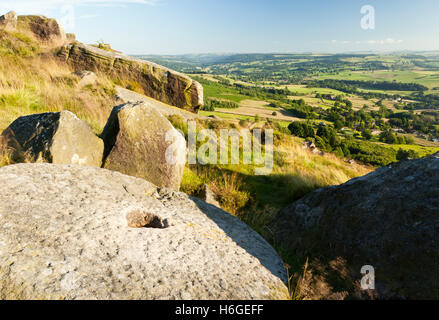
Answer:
[
  {"xmin": 0, "ymin": 30, "xmax": 117, "ymax": 135},
  {"xmin": 274, "ymin": 134, "xmax": 371, "ymax": 186},
  {"xmin": 0, "ymin": 137, "xmax": 10, "ymax": 167},
  {"xmin": 180, "ymin": 117, "xmax": 371, "ymax": 225}
]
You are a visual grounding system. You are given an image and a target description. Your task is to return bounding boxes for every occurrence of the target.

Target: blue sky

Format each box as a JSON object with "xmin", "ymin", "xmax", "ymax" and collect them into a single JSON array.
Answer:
[{"xmin": 1, "ymin": 0, "xmax": 438, "ymax": 54}]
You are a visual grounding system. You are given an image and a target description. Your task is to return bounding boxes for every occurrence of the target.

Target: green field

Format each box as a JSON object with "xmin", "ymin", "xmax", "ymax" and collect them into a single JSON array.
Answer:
[
  {"xmin": 142, "ymin": 52, "xmax": 439, "ymax": 163},
  {"xmin": 200, "ymin": 110, "xmax": 255, "ymax": 121},
  {"xmin": 284, "ymin": 85, "xmax": 346, "ymax": 96},
  {"xmin": 201, "ymin": 80, "xmax": 250, "ymax": 103},
  {"xmin": 318, "ymin": 70, "xmax": 439, "ymax": 90},
  {"xmin": 382, "ymin": 143, "xmax": 439, "ymax": 157}
]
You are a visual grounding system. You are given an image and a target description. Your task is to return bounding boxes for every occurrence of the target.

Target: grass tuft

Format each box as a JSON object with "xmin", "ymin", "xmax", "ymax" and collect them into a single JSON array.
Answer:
[{"xmin": 0, "ymin": 30, "xmax": 118, "ymax": 135}]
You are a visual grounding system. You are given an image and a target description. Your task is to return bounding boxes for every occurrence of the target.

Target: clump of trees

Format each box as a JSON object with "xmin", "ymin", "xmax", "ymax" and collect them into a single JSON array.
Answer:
[
  {"xmin": 288, "ymin": 121, "xmax": 315, "ymax": 138},
  {"xmin": 203, "ymin": 98, "xmax": 239, "ymax": 111},
  {"xmin": 396, "ymin": 148, "xmax": 419, "ymax": 161},
  {"xmin": 287, "ymin": 121, "xmax": 399, "ymax": 166},
  {"xmin": 379, "ymin": 129, "xmax": 415, "ymax": 145},
  {"xmin": 307, "ymin": 79, "xmax": 428, "ymax": 95}
]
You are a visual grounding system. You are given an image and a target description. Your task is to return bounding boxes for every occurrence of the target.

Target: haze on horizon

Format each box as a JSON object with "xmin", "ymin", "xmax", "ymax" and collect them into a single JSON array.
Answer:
[{"xmin": 1, "ymin": 0, "xmax": 438, "ymax": 55}]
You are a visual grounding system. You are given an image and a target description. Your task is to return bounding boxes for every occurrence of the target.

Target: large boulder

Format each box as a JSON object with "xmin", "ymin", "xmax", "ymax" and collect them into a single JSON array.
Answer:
[
  {"xmin": 0, "ymin": 11, "xmax": 17, "ymax": 31},
  {"xmin": 0, "ymin": 163, "xmax": 288, "ymax": 300},
  {"xmin": 58, "ymin": 43, "xmax": 203, "ymax": 112},
  {"xmin": 115, "ymin": 86, "xmax": 199, "ymax": 120},
  {"xmin": 18, "ymin": 15, "xmax": 66, "ymax": 46},
  {"xmin": 73, "ymin": 70, "xmax": 98, "ymax": 88},
  {"xmin": 1, "ymin": 111, "xmax": 103, "ymax": 167},
  {"xmin": 270, "ymin": 155, "xmax": 439, "ymax": 300},
  {"xmin": 102, "ymin": 102, "xmax": 186, "ymax": 190}
]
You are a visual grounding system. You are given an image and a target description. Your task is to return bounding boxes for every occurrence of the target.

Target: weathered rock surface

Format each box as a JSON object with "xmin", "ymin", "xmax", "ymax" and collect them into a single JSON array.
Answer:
[
  {"xmin": 302, "ymin": 141, "xmax": 321, "ymax": 154},
  {"xmin": 66, "ymin": 33, "xmax": 76, "ymax": 43},
  {"xmin": 270, "ymin": 155, "xmax": 439, "ymax": 299},
  {"xmin": 102, "ymin": 102, "xmax": 186, "ymax": 190},
  {"xmin": 1, "ymin": 111, "xmax": 103, "ymax": 167},
  {"xmin": 0, "ymin": 164, "xmax": 288, "ymax": 300},
  {"xmin": 198, "ymin": 183, "xmax": 221, "ymax": 208},
  {"xmin": 59, "ymin": 43, "xmax": 203, "ymax": 112},
  {"xmin": 0, "ymin": 11, "xmax": 17, "ymax": 31},
  {"xmin": 116, "ymin": 86, "xmax": 199, "ymax": 120},
  {"xmin": 18, "ymin": 15, "xmax": 66, "ymax": 46},
  {"xmin": 73, "ymin": 70, "xmax": 97, "ymax": 88}
]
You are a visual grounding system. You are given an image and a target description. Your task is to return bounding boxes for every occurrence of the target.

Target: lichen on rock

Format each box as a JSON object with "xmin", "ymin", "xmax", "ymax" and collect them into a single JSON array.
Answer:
[
  {"xmin": 58, "ymin": 43, "xmax": 203, "ymax": 112},
  {"xmin": 0, "ymin": 111, "xmax": 104, "ymax": 167},
  {"xmin": 101, "ymin": 102, "xmax": 187, "ymax": 190},
  {"xmin": 0, "ymin": 163, "xmax": 289, "ymax": 300},
  {"xmin": 0, "ymin": 11, "xmax": 17, "ymax": 31},
  {"xmin": 270, "ymin": 155, "xmax": 439, "ymax": 299}
]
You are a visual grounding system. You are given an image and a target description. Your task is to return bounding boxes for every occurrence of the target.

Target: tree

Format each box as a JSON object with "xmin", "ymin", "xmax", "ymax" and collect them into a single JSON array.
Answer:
[
  {"xmin": 334, "ymin": 120, "xmax": 344, "ymax": 130},
  {"xmin": 405, "ymin": 136, "xmax": 415, "ymax": 145},
  {"xmin": 396, "ymin": 135, "xmax": 406, "ymax": 145},
  {"xmin": 362, "ymin": 129, "xmax": 373, "ymax": 140},
  {"xmin": 288, "ymin": 121, "xmax": 315, "ymax": 138},
  {"xmin": 396, "ymin": 148, "xmax": 418, "ymax": 161},
  {"xmin": 317, "ymin": 126, "xmax": 338, "ymax": 144},
  {"xmin": 379, "ymin": 130, "xmax": 396, "ymax": 144}
]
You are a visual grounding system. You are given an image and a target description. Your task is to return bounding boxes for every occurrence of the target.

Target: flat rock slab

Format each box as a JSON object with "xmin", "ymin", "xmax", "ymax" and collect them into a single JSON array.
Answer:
[{"xmin": 0, "ymin": 164, "xmax": 288, "ymax": 300}]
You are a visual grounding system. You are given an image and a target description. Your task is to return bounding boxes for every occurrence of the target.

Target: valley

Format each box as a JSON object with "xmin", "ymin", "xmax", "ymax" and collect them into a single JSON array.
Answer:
[
  {"xmin": 1, "ymin": 7, "xmax": 439, "ymax": 301},
  {"xmin": 139, "ymin": 52, "xmax": 439, "ymax": 163}
]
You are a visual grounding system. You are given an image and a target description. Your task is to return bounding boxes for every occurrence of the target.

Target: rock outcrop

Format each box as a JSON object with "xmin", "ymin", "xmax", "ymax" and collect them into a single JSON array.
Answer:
[
  {"xmin": 115, "ymin": 86, "xmax": 199, "ymax": 120},
  {"xmin": 66, "ymin": 33, "xmax": 76, "ymax": 43},
  {"xmin": 73, "ymin": 70, "xmax": 97, "ymax": 88},
  {"xmin": 58, "ymin": 43, "xmax": 203, "ymax": 113},
  {"xmin": 1, "ymin": 111, "xmax": 103, "ymax": 167},
  {"xmin": 0, "ymin": 11, "xmax": 17, "ymax": 31},
  {"xmin": 270, "ymin": 155, "xmax": 439, "ymax": 299},
  {"xmin": 101, "ymin": 102, "xmax": 186, "ymax": 190},
  {"xmin": 302, "ymin": 141, "xmax": 321, "ymax": 154},
  {"xmin": 18, "ymin": 15, "xmax": 66, "ymax": 46},
  {"xmin": 0, "ymin": 163, "xmax": 288, "ymax": 300}
]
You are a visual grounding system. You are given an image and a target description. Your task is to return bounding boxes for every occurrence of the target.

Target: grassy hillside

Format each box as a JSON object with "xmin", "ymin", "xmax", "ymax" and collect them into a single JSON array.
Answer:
[
  {"xmin": 0, "ymin": 27, "xmax": 380, "ymax": 223},
  {"xmin": 0, "ymin": 24, "xmax": 119, "ymax": 167},
  {"xmin": 0, "ymin": 24, "xmax": 374, "ymax": 297},
  {"xmin": 168, "ymin": 115, "xmax": 371, "ymax": 237},
  {"xmin": 0, "ymin": 27, "xmax": 117, "ymax": 135}
]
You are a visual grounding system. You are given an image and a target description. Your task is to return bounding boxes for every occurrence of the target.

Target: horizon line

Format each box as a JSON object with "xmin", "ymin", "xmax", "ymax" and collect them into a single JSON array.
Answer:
[{"xmin": 129, "ymin": 49, "xmax": 439, "ymax": 56}]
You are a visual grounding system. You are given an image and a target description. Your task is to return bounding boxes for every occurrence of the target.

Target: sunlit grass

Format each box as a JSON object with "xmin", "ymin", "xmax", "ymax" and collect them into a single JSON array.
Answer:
[
  {"xmin": 178, "ymin": 115, "xmax": 371, "ymax": 221},
  {"xmin": 0, "ymin": 29, "xmax": 117, "ymax": 135}
]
